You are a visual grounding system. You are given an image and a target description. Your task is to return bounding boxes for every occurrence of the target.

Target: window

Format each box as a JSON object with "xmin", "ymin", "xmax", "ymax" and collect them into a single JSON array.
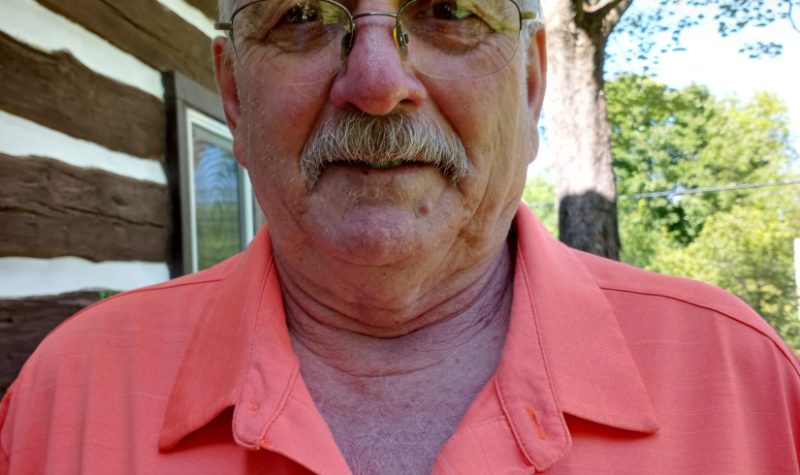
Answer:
[{"xmin": 165, "ymin": 72, "xmax": 264, "ymax": 275}]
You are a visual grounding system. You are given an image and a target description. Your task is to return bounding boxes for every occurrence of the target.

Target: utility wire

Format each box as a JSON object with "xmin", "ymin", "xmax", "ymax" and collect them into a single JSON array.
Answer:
[
  {"xmin": 620, "ymin": 178, "xmax": 800, "ymax": 200},
  {"xmin": 527, "ymin": 178, "xmax": 800, "ymax": 209}
]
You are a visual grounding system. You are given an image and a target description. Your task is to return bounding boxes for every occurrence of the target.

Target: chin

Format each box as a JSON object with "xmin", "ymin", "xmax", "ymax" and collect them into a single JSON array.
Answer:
[{"xmin": 314, "ymin": 208, "xmax": 431, "ymax": 268}]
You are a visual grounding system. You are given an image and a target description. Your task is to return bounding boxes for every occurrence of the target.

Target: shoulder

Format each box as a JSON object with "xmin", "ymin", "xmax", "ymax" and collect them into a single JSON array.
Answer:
[
  {"xmin": 571, "ymin": 250, "xmax": 800, "ymax": 466},
  {"xmin": 0, "ymin": 255, "xmax": 245, "ymax": 469},
  {"xmin": 574, "ymin": 249, "xmax": 800, "ymax": 375},
  {"xmin": 3, "ymin": 254, "xmax": 240, "ymax": 405},
  {"xmin": 575, "ymin": 249, "xmax": 757, "ymax": 315},
  {"xmin": 46, "ymin": 255, "xmax": 237, "ymax": 345}
]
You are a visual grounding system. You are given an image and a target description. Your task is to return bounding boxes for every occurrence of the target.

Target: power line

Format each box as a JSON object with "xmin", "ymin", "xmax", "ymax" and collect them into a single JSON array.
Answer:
[
  {"xmin": 620, "ymin": 179, "xmax": 800, "ymax": 200},
  {"xmin": 526, "ymin": 178, "xmax": 800, "ymax": 209}
]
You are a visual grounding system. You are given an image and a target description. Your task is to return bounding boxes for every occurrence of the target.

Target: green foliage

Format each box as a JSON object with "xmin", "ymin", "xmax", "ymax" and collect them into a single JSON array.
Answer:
[
  {"xmin": 97, "ymin": 290, "xmax": 120, "ymax": 300},
  {"xmin": 609, "ymin": 75, "xmax": 795, "ymax": 261},
  {"xmin": 522, "ymin": 175, "xmax": 558, "ymax": 237},
  {"xmin": 608, "ymin": 74, "xmax": 800, "ymax": 351}
]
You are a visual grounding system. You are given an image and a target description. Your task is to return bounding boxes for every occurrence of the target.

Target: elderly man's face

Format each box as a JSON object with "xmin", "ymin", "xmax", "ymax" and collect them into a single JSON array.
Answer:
[{"xmin": 214, "ymin": 3, "xmax": 546, "ymax": 275}]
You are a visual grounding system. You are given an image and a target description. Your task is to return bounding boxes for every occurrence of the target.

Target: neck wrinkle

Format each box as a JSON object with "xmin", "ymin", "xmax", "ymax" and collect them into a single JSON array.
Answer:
[{"xmin": 283, "ymin": 242, "xmax": 514, "ymax": 378}]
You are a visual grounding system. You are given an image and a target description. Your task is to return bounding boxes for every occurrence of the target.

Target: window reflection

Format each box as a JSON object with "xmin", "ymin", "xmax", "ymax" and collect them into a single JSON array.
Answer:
[{"xmin": 192, "ymin": 126, "xmax": 242, "ymax": 270}]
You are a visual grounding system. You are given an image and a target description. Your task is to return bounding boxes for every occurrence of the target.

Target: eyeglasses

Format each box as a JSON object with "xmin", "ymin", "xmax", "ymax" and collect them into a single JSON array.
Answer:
[{"xmin": 215, "ymin": 0, "xmax": 541, "ymax": 83}]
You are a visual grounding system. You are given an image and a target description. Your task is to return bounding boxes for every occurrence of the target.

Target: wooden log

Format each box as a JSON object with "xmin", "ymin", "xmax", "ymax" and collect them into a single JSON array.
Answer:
[
  {"xmin": 0, "ymin": 154, "xmax": 172, "ymax": 262},
  {"xmin": 37, "ymin": 0, "xmax": 217, "ymax": 92},
  {"xmin": 0, "ymin": 291, "xmax": 100, "ymax": 397},
  {"xmin": 187, "ymin": 0, "xmax": 218, "ymax": 20},
  {"xmin": 0, "ymin": 31, "xmax": 164, "ymax": 160}
]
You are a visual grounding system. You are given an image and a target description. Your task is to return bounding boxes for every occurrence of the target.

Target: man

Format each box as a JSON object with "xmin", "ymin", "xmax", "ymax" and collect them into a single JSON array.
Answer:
[{"xmin": 1, "ymin": 0, "xmax": 798, "ymax": 473}]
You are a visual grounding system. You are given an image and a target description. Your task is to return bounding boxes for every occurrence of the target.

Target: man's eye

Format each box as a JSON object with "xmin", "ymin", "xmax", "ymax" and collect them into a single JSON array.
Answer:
[
  {"xmin": 432, "ymin": 1, "xmax": 475, "ymax": 20},
  {"xmin": 282, "ymin": 4, "xmax": 321, "ymax": 24}
]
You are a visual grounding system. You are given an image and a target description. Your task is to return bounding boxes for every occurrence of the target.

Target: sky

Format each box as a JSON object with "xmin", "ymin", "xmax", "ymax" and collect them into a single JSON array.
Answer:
[{"xmin": 531, "ymin": 0, "xmax": 800, "ymax": 177}]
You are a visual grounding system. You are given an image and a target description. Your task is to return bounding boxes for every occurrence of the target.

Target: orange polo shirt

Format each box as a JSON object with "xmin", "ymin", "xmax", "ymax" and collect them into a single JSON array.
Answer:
[{"xmin": 2, "ymin": 206, "xmax": 799, "ymax": 474}]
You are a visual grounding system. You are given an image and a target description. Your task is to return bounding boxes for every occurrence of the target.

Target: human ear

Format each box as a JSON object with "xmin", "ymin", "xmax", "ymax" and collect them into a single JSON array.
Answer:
[
  {"xmin": 526, "ymin": 27, "xmax": 547, "ymax": 121},
  {"xmin": 213, "ymin": 37, "xmax": 246, "ymax": 167}
]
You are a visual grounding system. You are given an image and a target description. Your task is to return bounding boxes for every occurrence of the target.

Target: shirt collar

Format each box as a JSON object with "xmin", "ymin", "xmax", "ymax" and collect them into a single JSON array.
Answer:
[
  {"xmin": 158, "ymin": 228, "xmax": 299, "ymax": 450},
  {"xmin": 493, "ymin": 206, "xmax": 659, "ymax": 470},
  {"xmin": 158, "ymin": 206, "xmax": 659, "ymax": 460}
]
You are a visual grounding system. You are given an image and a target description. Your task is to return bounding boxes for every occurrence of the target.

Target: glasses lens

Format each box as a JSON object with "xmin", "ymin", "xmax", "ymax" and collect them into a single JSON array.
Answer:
[
  {"xmin": 231, "ymin": 0, "xmax": 352, "ymax": 84},
  {"xmin": 228, "ymin": 0, "xmax": 523, "ymax": 82},
  {"xmin": 399, "ymin": 0, "xmax": 522, "ymax": 79}
]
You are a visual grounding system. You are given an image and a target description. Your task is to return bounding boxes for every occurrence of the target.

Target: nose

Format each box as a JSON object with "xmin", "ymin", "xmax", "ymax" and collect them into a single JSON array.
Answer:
[{"xmin": 329, "ymin": 15, "xmax": 426, "ymax": 116}]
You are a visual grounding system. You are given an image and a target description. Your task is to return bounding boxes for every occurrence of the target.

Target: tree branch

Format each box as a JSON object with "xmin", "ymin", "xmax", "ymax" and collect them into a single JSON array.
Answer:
[
  {"xmin": 582, "ymin": 0, "xmax": 622, "ymax": 15},
  {"xmin": 580, "ymin": 0, "xmax": 633, "ymax": 37},
  {"xmin": 791, "ymin": 1, "xmax": 800, "ymax": 33}
]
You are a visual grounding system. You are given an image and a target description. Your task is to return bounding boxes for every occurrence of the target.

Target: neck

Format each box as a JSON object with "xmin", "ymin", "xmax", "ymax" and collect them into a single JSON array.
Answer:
[
  {"xmin": 283, "ymin": 242, "xmax": 514, "ymax": 376},
  {"xmin": 284, "ymin": 243, "xmax": 514, "ymax": 475}
]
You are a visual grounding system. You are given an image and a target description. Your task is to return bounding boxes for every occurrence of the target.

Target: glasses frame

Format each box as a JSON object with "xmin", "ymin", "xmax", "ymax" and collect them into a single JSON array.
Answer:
[{"xmin": 214, "ymin": 0, "xmax": 540, "ymax": 68}]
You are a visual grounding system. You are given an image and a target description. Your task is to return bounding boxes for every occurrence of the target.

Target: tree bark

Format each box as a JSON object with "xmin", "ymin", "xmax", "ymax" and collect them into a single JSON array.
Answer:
[{"xmin": 541, "ymin": 0, "xmax": 631, "ymax": 260}]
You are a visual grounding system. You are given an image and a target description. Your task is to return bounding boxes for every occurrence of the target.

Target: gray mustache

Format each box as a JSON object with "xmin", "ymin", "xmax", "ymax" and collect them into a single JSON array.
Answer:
[{"xmin": 299, "ymin": 112, "xmax": 469, "ymax": 187}]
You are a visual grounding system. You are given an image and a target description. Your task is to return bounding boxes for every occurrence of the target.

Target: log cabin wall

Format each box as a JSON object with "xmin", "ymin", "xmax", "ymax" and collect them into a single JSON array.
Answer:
[{"xmin": 0, "ymin": 0, "xmax": 220, "ymax": 396}]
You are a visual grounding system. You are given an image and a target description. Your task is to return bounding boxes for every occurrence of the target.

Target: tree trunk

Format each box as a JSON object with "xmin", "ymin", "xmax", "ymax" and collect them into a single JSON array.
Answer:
[{"xmin": 541, "ymin": 0, "xmax": 631, "ymax": 260}]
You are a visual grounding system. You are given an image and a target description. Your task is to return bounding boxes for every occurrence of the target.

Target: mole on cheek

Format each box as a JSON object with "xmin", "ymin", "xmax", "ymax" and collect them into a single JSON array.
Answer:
[{"xmin": 416, "ymin": 203, "xmax": 430, "ymax": 217}]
